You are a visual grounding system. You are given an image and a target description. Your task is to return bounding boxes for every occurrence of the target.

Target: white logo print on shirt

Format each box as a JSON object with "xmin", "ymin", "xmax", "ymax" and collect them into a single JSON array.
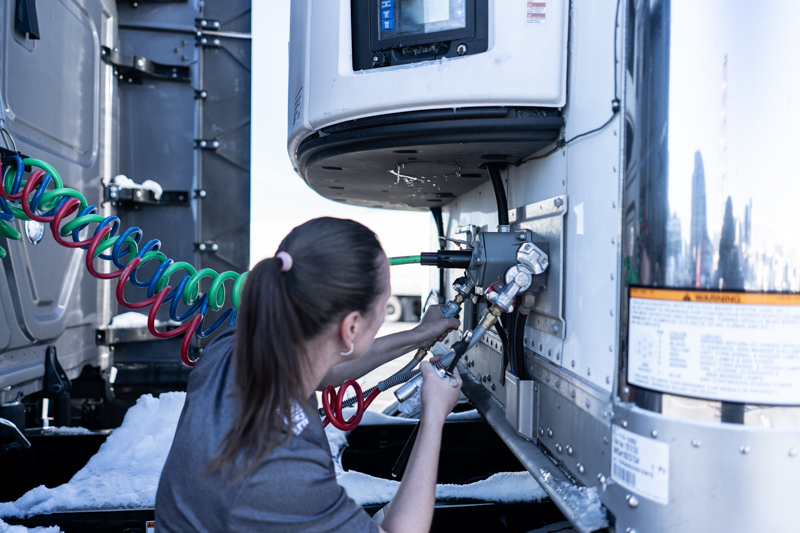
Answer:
[{"xmin": 290, "ymin": 401, "xmax": 309, "ymax": 436}]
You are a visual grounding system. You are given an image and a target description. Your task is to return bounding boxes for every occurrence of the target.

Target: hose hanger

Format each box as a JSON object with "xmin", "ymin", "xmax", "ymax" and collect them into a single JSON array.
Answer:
[{"xmin": 0, "ymin": 157, "xmax": 248, "ymax": 366}]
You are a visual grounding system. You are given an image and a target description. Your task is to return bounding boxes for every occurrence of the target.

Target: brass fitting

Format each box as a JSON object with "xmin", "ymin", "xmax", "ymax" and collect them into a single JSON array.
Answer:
[
  {"xmin": 413, "ymin": 345, "xmax": 429, "ymax": 362},
  {"xmin": 479, "ymin": 305, "xmax": 503, "ymax": 330}
]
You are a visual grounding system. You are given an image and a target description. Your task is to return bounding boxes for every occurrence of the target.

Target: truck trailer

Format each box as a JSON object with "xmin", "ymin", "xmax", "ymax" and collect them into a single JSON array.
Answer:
[{"xmin": 2, "ymin": 0, "xmax": 800, "ymax": 532}]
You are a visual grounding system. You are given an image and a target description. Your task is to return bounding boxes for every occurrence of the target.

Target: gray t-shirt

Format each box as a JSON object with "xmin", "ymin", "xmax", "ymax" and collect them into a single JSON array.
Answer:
[{"xmin": 155, "ymin": 326, "xmax": 378, "ymax": 532}]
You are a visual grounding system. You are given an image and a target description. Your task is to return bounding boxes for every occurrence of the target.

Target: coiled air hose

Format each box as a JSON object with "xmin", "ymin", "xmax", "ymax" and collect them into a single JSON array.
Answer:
[
  {"xmin": 0, "ymin": 155, "xmax": 453, "ymax": 415},
  {"xmin": 320, "ymin": 359, "xmax": 447, "ymax": 431},
  {"xmin": 0, "ymin": 156, "xmax": 247, "ymax": 366}
]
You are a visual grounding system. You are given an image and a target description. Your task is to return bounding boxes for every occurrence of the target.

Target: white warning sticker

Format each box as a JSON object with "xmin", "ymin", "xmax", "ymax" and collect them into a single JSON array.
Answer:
[
  {"xmin": 611, "ymin": 425, "xmax": 669, "ymax": 505},
  {"xmin": 527, "ymin": 1, "xmax": 546, "ymax": 24},
  {"xmin": 146, "ymin": 521, "xmax": 155, "ymax": 533},
  {"xmin": 628, "ymin": 288, "xmax": 800, "ymax": 404}
]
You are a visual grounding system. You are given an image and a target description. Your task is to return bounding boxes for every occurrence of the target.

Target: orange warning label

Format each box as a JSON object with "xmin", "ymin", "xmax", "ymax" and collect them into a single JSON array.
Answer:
[{"xmin": 630, "ymin": 287, "xmax": 800, "ymax": 306}]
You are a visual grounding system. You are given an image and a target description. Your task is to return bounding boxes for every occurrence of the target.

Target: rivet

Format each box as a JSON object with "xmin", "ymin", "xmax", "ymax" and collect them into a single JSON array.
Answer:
[
  {"xmin": 622, "ymin": 420, "xmax": 628, "ymax": 428},
  {"xmin": 571, "ymin": 390, "xmax": 576, "ymax": 398},
  {"xmin": 487, "ymin": 375, "xmax": 491, "ymax": 382},
  {"xmin": 626, "ymin": 495, "xmax": 639, "ymax": 508},
  {"xmin": 610, "ymin": 273, "xmax": 615, "ymax": 280},
  {"xmin": 604, "ymin": 437, "xmax": 609, "ymax": 444},
  {"xmin": 566, "ymin": 445, "xmax": 573, "ymax": 456},
  {"xmin": 538, "ymin": 427, "xmax": 544, "ymax": 437},
  {"xmin": 597, "ymin": 474, "xmax": 606, "ymax": 484},
  {"xmin": 577, "ymin": 463, "xmax": 585, "ymax": 474},
  {"xmin": 571, "ymin": 360, "xmax": 576, "ymax": 367},
  {"xmin": 213, "ymin": 38, "xmax": 220, "ymax": 46},
  {"xmin": 651, "ymin": 430, "xmax": 658, "ymax": 438},
  {"xmin": 790, "ymin": 448, "xmax": 798, "ymax": 458},
  {"xmin": 546, "ymin": 375, "xmax": 550, "ymax": 382},
  {"xmin": 611, "ymin": 238, "xmax": 616, "ymax": 244},
  {"xmin": 606, "ymin": 376, "xmax": 611, "ymax": 384},
  {"xmin": 556, "ymin": 353, "xmax": 560, "ymax": 360},
  {"xmin": 212, "ymin": 140, "xmax": 220, "ymax": 148},
  {"xmin": 534, "ymin": 385, "xmax": 538, "ymax": 392},
  {"xmin": 626, "ymin": 529, "xmax": 637, "ymax": 533},
  {"xmin": 556, "ymin": 443, "xmax": 563, "ymax": 453},
  {"xmin": 609, "ymin": 345, "xmax": 613, "ymax": 352},
  {"xmin": 547, "ymin": 428, "xmax": 553, "ymax": 438},
  {"xmin": 740, "ymin": 445, "xmax": 750, "ymax": 454},
  {"xmin": 612, "ymin": 202, "xmax": 616, "ymax": 209},
  {"xmin": 691, "ymin": 439, "xmax": 702, "ymax": 448},
  {"xmin": 585, "ymin": 399, "xmax": 591, "ymax": 408},
  {"xmin": 609, "ymin": 310, "xmax": 614, "ymax": 316},
  {"xmin": 587, "ymin": 367, "xmax": 592, "ymax": 376},
  {"xmin": 555, "ymin": 379, "xmax": 560, "ymax": 387},
  {"xmin": 491, "ymin": 383, "xmax": 496, "ymax": 390}
]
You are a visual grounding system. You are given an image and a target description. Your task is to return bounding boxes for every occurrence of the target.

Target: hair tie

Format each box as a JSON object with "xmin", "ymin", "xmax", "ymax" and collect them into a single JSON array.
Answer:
[{"xmin": 276, "ymin": 251, "xmax": 293, "ymax": 272}]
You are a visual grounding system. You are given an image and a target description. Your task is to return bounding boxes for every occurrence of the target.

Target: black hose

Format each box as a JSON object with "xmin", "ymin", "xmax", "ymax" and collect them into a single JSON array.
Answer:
[
  {"xmin": 494, "ymin": 321, "xmax": 512, "ymax": 377},
  {"xmin": 486, "ymin": 163, "xmax": 509, "ymax": 226},
  {"xmin": 430, "ymin": 207, "xmax": 447, "ymax": 304},
  {"xmin": 512, "ymin": 311, "xmax": 527, "ymax": 378}
]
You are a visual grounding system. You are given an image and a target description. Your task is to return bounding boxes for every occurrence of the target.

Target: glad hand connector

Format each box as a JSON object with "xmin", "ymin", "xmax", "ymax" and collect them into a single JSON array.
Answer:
[{"xmin": 412, "ymin": 274, "xmax": 475, "ymax": 363}]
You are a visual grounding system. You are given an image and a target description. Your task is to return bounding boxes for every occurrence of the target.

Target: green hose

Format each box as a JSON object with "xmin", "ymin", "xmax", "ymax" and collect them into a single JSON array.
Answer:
[{"xmin": 389, "ymin": 255, "xmax": 421, "ymax": 266}]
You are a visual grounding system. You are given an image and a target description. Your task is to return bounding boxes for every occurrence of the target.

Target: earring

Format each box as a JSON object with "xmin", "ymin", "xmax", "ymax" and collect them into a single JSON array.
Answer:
[{"xmin": 340, "ymin": 342, "xmax": 354, "ymax": 356}]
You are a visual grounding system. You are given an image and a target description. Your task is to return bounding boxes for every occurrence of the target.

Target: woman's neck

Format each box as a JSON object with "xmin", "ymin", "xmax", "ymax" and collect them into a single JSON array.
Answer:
[{"xmin": 300, "ymin": 334, "xmax": 340, "ymax": 399}]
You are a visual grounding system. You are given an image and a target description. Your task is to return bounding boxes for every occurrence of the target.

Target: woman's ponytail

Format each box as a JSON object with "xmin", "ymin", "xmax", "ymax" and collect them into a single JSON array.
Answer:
[{"xmin": 210, "ymin": 217, "xmax": 385, "ymax": 474}]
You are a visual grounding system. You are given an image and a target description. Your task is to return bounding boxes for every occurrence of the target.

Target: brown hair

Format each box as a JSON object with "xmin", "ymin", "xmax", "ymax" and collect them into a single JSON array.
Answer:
[{"xmin": 210, "ymin": 217, "xmax": 386, "ymax": 474}]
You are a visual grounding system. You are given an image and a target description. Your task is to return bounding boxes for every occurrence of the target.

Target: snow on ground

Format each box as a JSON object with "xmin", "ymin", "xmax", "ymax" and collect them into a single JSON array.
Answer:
[
  {"xmin": 34, "ymin": 427, "xmax": 94, "ymax": 436},
  {"xmin": 338, "ymin": 471, "xmax": 547, "ymax": 506},
  {"xmin": 0, "ymin": 518, "xmax": 61, "ymax": 532},
  {"xmin": 1, "ymin": 391, "xmax": 544, "ymax": 519},
  {"xmin": 0, "ymin": 393, "xmax": 185, "ymax": 519}
]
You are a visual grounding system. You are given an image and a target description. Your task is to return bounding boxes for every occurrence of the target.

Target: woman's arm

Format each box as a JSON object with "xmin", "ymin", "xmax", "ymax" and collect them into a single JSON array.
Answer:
[
  {"xmin": 317, "ymin": 306, "xmax": 459, "ymax": 389},
  {"xmin": 378, "ymin": 362, "xmax": 462, "ymax": 533}
]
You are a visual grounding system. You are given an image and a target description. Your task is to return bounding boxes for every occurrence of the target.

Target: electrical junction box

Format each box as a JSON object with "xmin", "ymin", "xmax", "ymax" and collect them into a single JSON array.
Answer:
[{"xmin": 288, "ymin": 0, "xmax": 568, "ymax": 210}]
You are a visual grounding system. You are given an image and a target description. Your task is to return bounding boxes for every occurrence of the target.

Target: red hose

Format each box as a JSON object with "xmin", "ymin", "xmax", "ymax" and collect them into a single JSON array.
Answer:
[{"xmin": 321, "ymin": 380, "xmax": 381, "ymax": 431}]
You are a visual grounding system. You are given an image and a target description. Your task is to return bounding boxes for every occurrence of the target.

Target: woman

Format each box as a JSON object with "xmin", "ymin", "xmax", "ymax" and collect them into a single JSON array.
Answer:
[{"xmin": 156, "ymin": 217, "xmax": 462, "ymax": 532}]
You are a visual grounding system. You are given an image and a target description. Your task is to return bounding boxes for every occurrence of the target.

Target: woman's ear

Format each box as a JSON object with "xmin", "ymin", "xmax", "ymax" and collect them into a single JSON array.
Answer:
[{"xmin": 339, "ymin": 310, "xmax": 361, "ymax": 347}]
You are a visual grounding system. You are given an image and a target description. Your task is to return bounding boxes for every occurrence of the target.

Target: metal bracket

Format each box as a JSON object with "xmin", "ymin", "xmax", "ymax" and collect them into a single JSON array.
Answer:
[
  {"xmin": 105, "ymin": 185, "xmax": 189, "ymax": 208},
  {"xmin": 194, "ymin": 241, "xmax": 219, "ymax": 253},
  {"xmin": 195, "ymin": 32, "xmax": 221, "ymax": 48},
  {"xmin": 196, "ymin": 18, "xmax": 221, "ymax": 30},
  {"xmin": 44, "ymin": 346, "xmax": 71, "ymax": 395},
  {"xmin": 194, "ymin": 139, "xmax": 219, "ymax": 150},
  {"xmin": 101, "ymin": 46, "xmax": 190, "ymax": 83}
]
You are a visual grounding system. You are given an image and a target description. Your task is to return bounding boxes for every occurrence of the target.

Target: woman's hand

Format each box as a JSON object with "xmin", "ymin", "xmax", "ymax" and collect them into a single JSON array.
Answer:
[
  {"xmin": 419, "ymin": 361, "xmax": 462, "ymax": 424},
  {"xmin": 413, "ymin": 305, "xmax": 460, "ymax": 348}
]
